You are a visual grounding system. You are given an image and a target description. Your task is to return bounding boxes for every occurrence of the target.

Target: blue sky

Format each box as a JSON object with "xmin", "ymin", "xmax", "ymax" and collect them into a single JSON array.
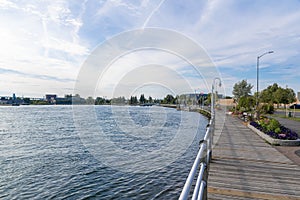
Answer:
[{"xmin": 1, "ymin": 0, "xmax": 300, "ymax": 98}]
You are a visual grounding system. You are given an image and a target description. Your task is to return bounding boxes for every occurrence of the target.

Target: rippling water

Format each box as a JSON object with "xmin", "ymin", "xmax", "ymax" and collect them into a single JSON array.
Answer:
[{"xmin": 0, "ymin": 105, "xmax": 208, "ymax": 199}]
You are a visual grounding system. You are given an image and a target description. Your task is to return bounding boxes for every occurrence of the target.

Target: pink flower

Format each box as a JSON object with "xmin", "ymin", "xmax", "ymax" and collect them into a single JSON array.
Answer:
[{"xmin": 278, "ymin": 134, "xmax": 286, "ymax": 137}]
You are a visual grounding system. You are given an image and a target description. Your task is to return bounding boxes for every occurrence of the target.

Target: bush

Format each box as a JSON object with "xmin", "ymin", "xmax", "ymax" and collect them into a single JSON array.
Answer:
[
  {"xmin": 267, "ymin": 118, "xmax": 280, "ymax": 132},
  {"xmin": 261, "ymin": 104, "xmax": 274, "ymax": 114},
  {"xmin": 275, "ymin": 127, "xmax": 281, "ymax": 134}
]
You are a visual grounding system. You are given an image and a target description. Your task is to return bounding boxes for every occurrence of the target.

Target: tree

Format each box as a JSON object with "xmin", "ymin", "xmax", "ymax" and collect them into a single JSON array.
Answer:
[
  {"xmin": 65, "ymin": 94, "xmax": 72, "ymax": 98},
  {"xmin": 95, "ymin": 97, "xmax": 106, "ymax": 105},
  {"xmin": 139, "ymin": 94, "xmax": 146, "ymax": 104},
  {"xmin": 86, "ymin": 96, "xmax": 95, "ymax": 105},
  {"xmin": 129, "ymin": 96, "xmax": 138, "ymax": 105},
  {"xmin": 163, "ymin": 94, "xmax": 176, "ymax": 104},
  {"xmin": 260, "ymin": 83, "xmax": 279, "ymax": 104},
  {"xmin": 286, "ymin": 88, "xmax": 296, "ymax": 104},
  {"xmin": 274, "ymin": 87, "xmax": 296, "ymax": 107},
  {"xmin": 260, "ymin": 83, "xmax": 296, "ymax": 107},
  {"xmin": 237, "ymin": 96, "xmax": 255, "ymax": 111},
  {"xmin": 23, "ymin": 97, "xmax": 30, "ymax": 104},
  {"xmin": 111, "ymin": 96, "xmax": 126, "ymax": 104},
  {"xmin": 205, "ymin": 93, "xmax": 211, "ymax": 105},
  {"xmin": 232, "ymin": 80, "xmax": 253, "ymax": 101}
]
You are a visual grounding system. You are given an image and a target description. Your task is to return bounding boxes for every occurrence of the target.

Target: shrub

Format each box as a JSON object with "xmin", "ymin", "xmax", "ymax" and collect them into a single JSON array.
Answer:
[
  {"xmin": 258, "ymin": 118, "xmax": 269, "ymax": 131},
  {"xmin": 267, "ymin": 118, "xmax": 280, "ymax": 132},
  {"xmin": 261, "ymin": 104, "xmax": 274, "ymax": 114},
  {"xmin": 275, "ymin": 127, "xmax": 281, "ymax": 134}
]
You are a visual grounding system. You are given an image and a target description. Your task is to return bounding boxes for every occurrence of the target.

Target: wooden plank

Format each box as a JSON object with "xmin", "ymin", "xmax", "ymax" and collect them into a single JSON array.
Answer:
[{"xmin": 208, "ymin": 187, "xmax": 300, "ymax": 200}]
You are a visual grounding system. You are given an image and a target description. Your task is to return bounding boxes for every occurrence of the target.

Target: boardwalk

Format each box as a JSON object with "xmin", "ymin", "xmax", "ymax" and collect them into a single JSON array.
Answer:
[{"xmin": 208, "ymin": 114, "xmax": 300, "ymax": 200}]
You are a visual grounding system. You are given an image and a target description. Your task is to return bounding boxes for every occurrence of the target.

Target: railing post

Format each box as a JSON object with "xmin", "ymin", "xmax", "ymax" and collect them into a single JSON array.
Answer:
[
  {"xmin": 198, "ymin": 180, "xmax": 207, "ymax": 200},
  {"xmin": 209, "ymin": 115, "xmax": 215, "ymax": 161},
  {"xmin": 203, "ymin": 140, "xmax": 208, "ymax": 200}
]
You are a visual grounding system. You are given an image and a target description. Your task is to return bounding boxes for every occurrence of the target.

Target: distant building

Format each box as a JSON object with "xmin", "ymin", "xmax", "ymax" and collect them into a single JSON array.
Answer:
[
  {"xmin": 45, "ymin": 94, "xmax": 57, "ymax": 104},
  {"xmin": 0, "ymin": 96, "xmax": 9, "ymax": 104},
  {"xmin": 219, "ymin": 98, "xmax": 235, "ymax": 106},
  {"xmin": 178, "ymin": 93, "xmax": 209, "ymax": 106},
  {"xmin": 181, "ymin": 93, "xmax": 209, "ymax": 100},
  {"xmin": 56, "ymin": 97, "xmax": 72, "ymax": 105}
]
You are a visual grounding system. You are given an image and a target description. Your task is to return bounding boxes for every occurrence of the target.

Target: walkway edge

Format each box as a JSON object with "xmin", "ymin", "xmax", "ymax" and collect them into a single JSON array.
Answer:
[
  {"xmin": 208, "ymin": 187, "xmax": 300, "ymax": 200},
  {"xmin": 247, "ymin": 124, "xmax": 300, "ymax": 146}
]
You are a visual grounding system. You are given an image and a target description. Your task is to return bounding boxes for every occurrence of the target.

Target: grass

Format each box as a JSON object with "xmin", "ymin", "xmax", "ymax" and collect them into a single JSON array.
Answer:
[
  {"xmin": 270, "ymin": 114, "xmax": 300, "ymax": 122},
  {"xmin": 276, "ymin": 108, "xmax": 300, "ymax": 112}
]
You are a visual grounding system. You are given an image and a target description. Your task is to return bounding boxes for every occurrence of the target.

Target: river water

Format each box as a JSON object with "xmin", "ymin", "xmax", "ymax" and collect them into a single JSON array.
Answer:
[{"xmin": 0, "ymin": 105, "xmax": 208, "ymax": 199}]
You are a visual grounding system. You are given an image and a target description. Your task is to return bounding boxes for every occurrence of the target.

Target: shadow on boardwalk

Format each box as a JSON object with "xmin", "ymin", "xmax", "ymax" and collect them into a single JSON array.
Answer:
[{"xmin": 208, "ymin": 114, "xmax": 300, "ymax": 200}]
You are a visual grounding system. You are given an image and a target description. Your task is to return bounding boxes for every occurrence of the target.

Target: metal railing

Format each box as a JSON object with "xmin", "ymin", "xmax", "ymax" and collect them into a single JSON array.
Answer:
[{"xmin": 179, "ymin": 113, "xmax": 215, "ymax": 200}]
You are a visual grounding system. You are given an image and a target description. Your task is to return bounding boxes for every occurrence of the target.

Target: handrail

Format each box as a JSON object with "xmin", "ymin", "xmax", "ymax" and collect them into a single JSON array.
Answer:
[{"xmin": 179, "ymin": 114, "xmax": 214, "ymax": 200}]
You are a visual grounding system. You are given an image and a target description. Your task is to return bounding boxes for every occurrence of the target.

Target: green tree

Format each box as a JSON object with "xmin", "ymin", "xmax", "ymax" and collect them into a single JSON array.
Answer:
[
  {"xmin": 260, "ymin": 83, "xmax": 296, "ymax": 108},
  {"xmin": 129, "ymin": 96, "xmax": 138, "ymax": 105},
  {"xmin": 232, "ymin": 80, "xmax": 253, "ymax": 101},
  {"xmin": 286, "ymin": 88, "xmax": 296, "ymax": 104},
  {"xmin": 139, "ymin": 94, "xmax": 146, "ymax": 104},
  {"xmin": 65, "ymin": 94, "xmax": 72, "ymax": 98},
  {"xmin": 86, "ymin": 96, "xmax": 95, "ymax": 105},
  {"xmin": 205, "ymin": 93, "xmax": 211, "ymax": 105},
  {"xmin": 23, "ymin": 97, "xmax": 30, "ymax": 104},
  {"xmin": 237, "ymin": 96, "xmax": 255, "ymax": 111},
  {"xmin": 163, "ymin": 94, "xmax": 176, "ymax": 104},
  {"xmin": 95, "ymin": 97, "xmax": 106, "ymax": 105},
  {"xmin": 261, "ymin": 103, "xmax": 274, "ymax": 114},
  {"xmin": 274, "ymin": 87, "xmax": 296, "ymax": 107},
  {"xmin": 260, "ymin": 83, "xmax": 279, "ymax": 104},
  {"xmin": 111, "ymin": 96, "xmax": 126, "ymax": 104}
]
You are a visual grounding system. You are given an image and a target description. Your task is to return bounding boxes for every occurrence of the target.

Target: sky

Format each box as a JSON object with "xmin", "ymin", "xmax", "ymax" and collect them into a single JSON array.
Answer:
[{"xmin": 1, "ymin": 0, "xmax": 300, "ymax": 99}]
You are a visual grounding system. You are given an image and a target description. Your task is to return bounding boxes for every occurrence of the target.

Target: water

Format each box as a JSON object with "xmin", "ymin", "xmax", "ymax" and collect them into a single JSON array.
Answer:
[{"xmin": 0, "ymin": 105, "xmax": 208, "ymax": 199}]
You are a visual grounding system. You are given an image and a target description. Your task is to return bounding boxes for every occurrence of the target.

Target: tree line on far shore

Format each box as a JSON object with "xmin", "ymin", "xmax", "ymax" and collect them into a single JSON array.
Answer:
[{"xmin": 25, "ymin": 94, "xmax": 178, "ymax": 105}]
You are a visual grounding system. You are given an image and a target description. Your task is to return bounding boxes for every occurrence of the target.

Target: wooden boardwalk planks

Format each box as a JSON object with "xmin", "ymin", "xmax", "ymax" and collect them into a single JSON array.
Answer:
[{"xmin": 208, "ymin": 114, "xmax": 300, "ymax": 200}]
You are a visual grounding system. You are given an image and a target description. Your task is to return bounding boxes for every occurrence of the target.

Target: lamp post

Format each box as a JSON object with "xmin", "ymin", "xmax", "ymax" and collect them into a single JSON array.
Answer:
[
  {"xmin": 194, "ymin": 89, "xmax": 197, "ymax": 107},
  {"xmin": 256, "ymin": 51, "xmax": 274, "ymax": 109},
  {"xmin": 200, "ymin": 92, "xmax": 204, "ymax": 109},
  {"xmin": 194, "ymin": 88, "xmax": 200, "ymax": 108},
  {"xmin": 211, "ymin": 77, "xmax": 222, "ymax": 116}
]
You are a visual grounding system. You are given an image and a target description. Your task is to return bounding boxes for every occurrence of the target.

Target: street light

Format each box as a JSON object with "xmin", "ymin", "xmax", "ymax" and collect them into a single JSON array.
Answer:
[
  {"xmin": 211, "ymin": 77, "xmax": 222, "ymax": 116},
  {"xmin": 256, "ymin": 51, "xmax": 274, "ymax": 108}
]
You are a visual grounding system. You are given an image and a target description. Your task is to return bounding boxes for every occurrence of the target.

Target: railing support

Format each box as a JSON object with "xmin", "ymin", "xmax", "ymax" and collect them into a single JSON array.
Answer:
[
  {"xmin": 191, "ymin": 163, "xmax": 206, "ymax": 200},
  {"xmin": 179, "ymin": 144, "xmax": 206, "ymax": 200}
]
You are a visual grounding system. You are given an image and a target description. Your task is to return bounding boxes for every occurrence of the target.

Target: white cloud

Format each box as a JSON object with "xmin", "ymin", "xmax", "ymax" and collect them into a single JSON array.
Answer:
[
  {"xmin": 0, "ymin": 0, "xmax": 17, "ymax": 9},
  {"xmin": 0, "ymin": 0, "xmax": 89, "ymax": 97},
  {"xmin": 42, "ymin": 36, "xmax": 88, "ymax": 56}
]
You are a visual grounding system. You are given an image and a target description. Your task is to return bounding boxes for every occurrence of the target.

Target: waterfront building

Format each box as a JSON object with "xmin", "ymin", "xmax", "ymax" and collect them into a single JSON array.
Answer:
[
  {"xmin": 0, "ymin": 96, "xmax": 9, "ymax": 104},
  {"xmin": 45, "ymin": 94, "xmax": 57, "ymax": 104}
]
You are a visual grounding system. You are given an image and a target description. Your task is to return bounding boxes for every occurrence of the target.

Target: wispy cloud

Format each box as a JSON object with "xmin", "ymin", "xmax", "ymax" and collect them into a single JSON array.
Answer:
[{"xmin": 0, "ymin": 68, "xmax": 75, "ymax": 82}]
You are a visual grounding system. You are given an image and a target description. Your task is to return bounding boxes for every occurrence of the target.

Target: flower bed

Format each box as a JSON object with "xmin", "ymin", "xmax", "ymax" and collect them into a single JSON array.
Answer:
[{"xmin": 249, "ymin": 118, "xmax": 298, "ymax": 140}]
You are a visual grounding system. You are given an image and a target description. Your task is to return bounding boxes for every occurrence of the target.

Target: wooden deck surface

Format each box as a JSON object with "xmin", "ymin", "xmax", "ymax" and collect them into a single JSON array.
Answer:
[{"xmin": 208, "ymin": 114, "xmax": 300, "ymax": 200}]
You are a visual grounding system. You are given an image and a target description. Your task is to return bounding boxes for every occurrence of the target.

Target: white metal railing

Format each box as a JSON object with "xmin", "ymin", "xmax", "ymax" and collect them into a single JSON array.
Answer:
[
  {"xmin": 179, "ymin": 77, "xmax": 220, "ymax": 199},
  {"xmin": 179, "ymin": 114, "xmax": 214, "ymax": 200}
]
